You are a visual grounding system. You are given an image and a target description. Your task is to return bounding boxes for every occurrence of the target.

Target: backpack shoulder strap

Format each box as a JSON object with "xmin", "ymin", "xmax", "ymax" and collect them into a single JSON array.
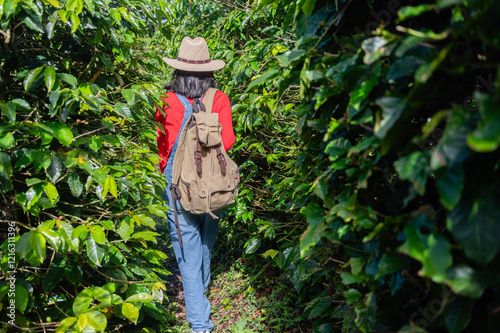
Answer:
[{"xmin": 202, "ymin": 88, "xmax": 218, "ymax": 113}]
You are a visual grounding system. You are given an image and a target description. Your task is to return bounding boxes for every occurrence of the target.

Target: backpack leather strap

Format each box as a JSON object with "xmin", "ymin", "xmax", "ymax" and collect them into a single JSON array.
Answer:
[
  {"xmin": 203, "ymin": 88, "xmax": 228, "ymax": 173},
  {"xmin": 169, "ymin": 184, "xmax": 183, "ymax": 248},
  {"xmin": 216, "ymin": 145, "xmax": 227, "ymax": 173},
  {"xmin": 202, "ymin": 88, "xmax": 217, "ymax": 113},
  {"xmin": 195, "ymin": 140, "xmax": 202, "ymax": 173}
]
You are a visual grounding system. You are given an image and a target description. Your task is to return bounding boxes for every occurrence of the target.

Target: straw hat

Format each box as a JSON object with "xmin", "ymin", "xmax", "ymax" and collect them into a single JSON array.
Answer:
[{"xmin": 163, "ymin": 36, "xmax": 225, "ymax": 72}]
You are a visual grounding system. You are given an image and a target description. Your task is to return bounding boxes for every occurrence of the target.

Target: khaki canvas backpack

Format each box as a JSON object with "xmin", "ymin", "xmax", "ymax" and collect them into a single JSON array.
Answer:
[{"xmin": 169, "ymin": 88, "xmax": 239, "ymax": 247}]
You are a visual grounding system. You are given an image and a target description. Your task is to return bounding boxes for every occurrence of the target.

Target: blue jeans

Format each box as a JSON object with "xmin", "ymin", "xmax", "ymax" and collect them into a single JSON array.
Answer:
[{"xmin": 164, "ymin": 180, "xmax": 219, "ymax": 332}]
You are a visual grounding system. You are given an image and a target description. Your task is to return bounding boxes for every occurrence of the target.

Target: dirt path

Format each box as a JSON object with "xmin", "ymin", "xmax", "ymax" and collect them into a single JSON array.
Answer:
[{"xmin": 163, "ymin": 243, "xmax": 312, "ymax": 333}]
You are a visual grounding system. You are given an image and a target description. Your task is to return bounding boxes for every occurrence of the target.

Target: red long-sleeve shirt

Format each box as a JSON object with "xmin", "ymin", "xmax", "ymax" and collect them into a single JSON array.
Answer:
[{"xmin": 155, "ymin": 90, "xmax": 235, "ymax": 173}]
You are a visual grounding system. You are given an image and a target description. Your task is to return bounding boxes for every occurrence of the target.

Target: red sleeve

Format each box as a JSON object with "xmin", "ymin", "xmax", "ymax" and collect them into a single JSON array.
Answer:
[
  {"xmin": 155, "ymin": 102, "xmax": 168, "ymax": 173},
  {"xmin": 212, "ymin": 91, "xmax": 235, "ymax": 152}
]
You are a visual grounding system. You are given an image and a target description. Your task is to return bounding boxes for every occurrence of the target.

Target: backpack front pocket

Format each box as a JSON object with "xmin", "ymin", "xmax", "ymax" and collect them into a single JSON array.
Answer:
[{"xmin": 193, "ymin": 113, "xmax": 221, "ymax": 147}]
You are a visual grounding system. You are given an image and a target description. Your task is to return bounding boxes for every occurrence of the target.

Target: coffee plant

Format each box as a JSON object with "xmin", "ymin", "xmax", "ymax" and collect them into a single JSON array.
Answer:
[
  {"xmin": 0, "ymin": 0, "xmax": 178, "ymax": 331},
  {"xmin": 2, "ymin": 0, "xmax": 500, "ymax": 332},
  {"xmin": 167, "ymin": 0, "xmax": 500, "ymax": 332}
]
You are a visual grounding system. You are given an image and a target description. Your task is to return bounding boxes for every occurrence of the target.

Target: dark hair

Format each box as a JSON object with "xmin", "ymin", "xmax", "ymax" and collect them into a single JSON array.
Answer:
[{"xmin": 165, "ymin": 70, "xmax": 218, "ymax": 98}]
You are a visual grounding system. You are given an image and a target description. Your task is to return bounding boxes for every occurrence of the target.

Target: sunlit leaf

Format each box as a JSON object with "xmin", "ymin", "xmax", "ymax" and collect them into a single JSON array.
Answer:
[
  {"xmin": 44, "ymin": 66, "xmax": 56, "ymax": 92},
  {"xmin": 122, "ymin": 303, "xmax": 139, "ymax": 323},
  {"xmin": 86, "ymin": 237, "xmax": 105, "ymax": 266},
  {"xmin": 73, "ymin": 288, "xmax": 93, "ymax": 315},
  {"xmin": 23, "ymin": 66, "xmax": 45, "ymax": 91}
]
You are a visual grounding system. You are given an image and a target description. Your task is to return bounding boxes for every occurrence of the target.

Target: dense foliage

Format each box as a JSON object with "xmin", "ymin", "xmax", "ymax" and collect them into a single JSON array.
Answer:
[
  {"xmin": 171, "ymin": 0, "xmax": 500, "ymax": 332},
  {"xmin": 2, "ymin": 0, "xmax": 500, "ymax": 332},
  {"xmin": 0, "ymin": 0, "xmax": 177, "ymax": 331}
]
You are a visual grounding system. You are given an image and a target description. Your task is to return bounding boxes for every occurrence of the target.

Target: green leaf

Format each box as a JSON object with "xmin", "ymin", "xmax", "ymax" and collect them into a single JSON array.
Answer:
[
  {"xmin": 348, "ymin": 63, "xmax": 381, "ymax": 118},
  {"xmin": 415, "ymin": 47, "xmax": 449, "ymax": 83},
  {"xmin": 39, "ymin": 228, "xmax": 62, "ymax": 251},
  {"xmin": 398, "ymin": 5, "xmax": 437, "ymax": 21},
  {"xmin": 46, "ymin": 122, "xmax": 73, "ymax": 146},
  {"xmin": 58, "ymin": 221, "xmax": 79, "ymax": 252},
  {"xmin": 42, "ymin": 266, "xmax": 64, "ymax": 292},
  {"xmin": 341, "ymin": 273, "xmax": 363, "ymax": 285},
  {"xmin": 46, "ymin": 0, "xmax": 60, "ymax": 7},
  {"xmin": 1, "ymin": 101, "xmax": 16, "ymax": 122},
  {"xmin": 437, "ymin": 0, "xmax": 466, "ymax": 9},
  {"xmin": 102, "ymin": 176, "xmax": 117, "ymax": 198},
  {"xmin": 101, "ymin": 220, "xmax": 114, "ymax": 230},
  {"xmin": 73, "ymin": 289, "xmax": 93, "ymax": 315},
  {"xmin": 444, "ymin": 297, "xmax": 474, "ymax": 333},
  {"xmin": 276, "ymin": 49, "xmax": 306, "ymax": 67},
  {"xmin": 89, "ymin": 136, "xmax": 104, "ymax": 151},
  {"xmin": 16, "ymin": 232, "xmax": 32, "ymax": 258},
  {"xmin": 376, "ymin": 253, "xmax": 407, "ymax": 277},
  {"xmin": 10, "ymin": 98, "xmax": 31, "ymax": 111},
  {"xmin": 91, "ymin": 287, "xmax": 112, "ymax": 305},
  {"xmin": 125, "ymin": 292, "xmax": 154, "ymax": 303},
  {"xmin": 67, "ymin": 172, "xmax": 83, "ymax": 197},
  {"xmin": 362, "ymin": 37, "xmax": 389, "ymax": 65},
  {"xmin": 65, "ymin": 264, "xmax": 83, "ymax": 283},
  {"xmin": 467, "ymin": 92, "xmax": 500, "ymax": 152},
  {"xmin": 75, "ymin": 313, "xmax": 88, "ymax": 331},
  {"xmin": 399, "ymin": 214, "xmax": 452, "ymax": 283},
  {"xmin": 244, "ymin": 237, "xmax": 262, "ymax": 254},
  {"xmin": 301, "ymin": 0, "xmax": 316, "ymax": 18},
  {"xmin": 23, "ymin": 66, "xmax": 45, "ymax": 91},
  {"xmin": 0, "ymin": 152, "xmax": 13, "ymax": 190},
  {"xmin": 66, "ymin": 0, "xmax": 78, "ymax": 11},
  {"xmin": 305, "ymin": 203, "xmax": 324, "ymax": 226},
  {"xmin": 444, "ymin": 265, "xmax": 485, "ymax": 298},
  {"xmin": 354, "ymin": 292, "xmax": 377, "ymax": 331},
  {"xmin": 90, "ymin": 225, "xmax": 106, "ymax": 245},
  {"xmin": 42, "ymin": 182, "xmax": 59, "ymax": 204},
  {"xmin": 344, "ymin": 289, "xmax": 363, "ymax": 304},
  {"xmin": 29, "ymin": 231, "xmax": 46, "ymax": 264},
  {"xmin": 14, "ymin": 284, "xmax": 29, "ymax": 313},
  {"xmin": 300, "ymin": 219, "xmax": 326, "ymax": 258},
  {"xmin": 394, "ymin": 151, "xmax": 430, "ymax": 196},
  {"xmin": 262, "ymin": 249, "xmax": 279, "ymax": 258},
  {"xmin": 132, "ymin": 214, "xmax": 155, "ymax": 228},
  {"xmin": 46, "ymin": 154, "xmax": 62, "ymax": 182},
  {"xmin": 447, "ymin": 186, "xmax": 500, "ymax": 266},
  {"xmin": 374, "ymin": 97, "xmax": 407, "ymax": 139},
  {"xmin": 44, "ymin": 66, "xmax": 56, "ymax": 92},
  {"xmin": 398, "ymin": 325, "xmax": 429, "ymax": 333},
  {"xmin": 121, "ymin": 89, "xmax": 135, "ymax": 105},
  {"xmin": 247, "ymin": 68, "xmax": 280, "ymax": 91},
  {"xmin": 350, "ymin": 257, "xmax": 365, "ymax": 275},
  {"xmin": 147, "ymin": 204, "xmax": 167, "ymax": 219},
  {"xmin": 70, "ymin": 12, "xmax": 80, "ymax": 33},
  {"xmin": 1, "ymin": 0, "xmax": 19, "ymax": 19},
  {"xmin": 72, "ymin": 224, "xmax": 88, "ymax": 239},
  {"xmin": 23, "ymin": 12, "xmax": 45, "ymax": 33},
  {"xmin": 56, "ymin": 317, "xmax": 77, "ymax": 333},
  {"xmin": 122, "ymin": 303, "xmax": 139, "ymax": 323},
  {"xmin": 26, "ymin": 185, "xmax": 43, "ymax": 209},
  {"xmin": 0, "ymin": 132, "xmax": 15, "ymax": 149},
  {"xmin": 435, "ymin": 167, "xmax": 464, "ymax": 210},
  {"xmin": 386, "ymin": 56, "xmax": 424, "ymax": 80},
  {"xmin": 430, "ymin": 112, "xmax": 472, "ymax": 170},
  {"xmin": 306, "ymin": 296, "xmax": 331, "ymax": 319},
  {"xmin": 110, "ymin": 8, "xmax": 122, "ymax": 24},
  {"xmin": 12, "ymin": 98, "xmax": 31, "ymax": 111},
  {"xmin": 117, "ymin": 217, "xmax": 134, "ymax": 240},
  {"xmin": 130, "ymin": 231, "xmax": 159, "ymax": 243},
  {"xmin": 59, "ymin": 73, "xmax": 78, "ymax": 87},
  {"xmin": 86, "ymin": 237, "xmax": 105, "ymax": 266},
  {"xmin": 115, "ymin": 102, "xmax": 132, "ymax": 118}
]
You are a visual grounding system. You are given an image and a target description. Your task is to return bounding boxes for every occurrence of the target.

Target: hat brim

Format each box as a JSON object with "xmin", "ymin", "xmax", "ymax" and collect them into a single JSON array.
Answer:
[{"xmin": 163, "ymin": 57, "xmax": 225, "ymax": 72}]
